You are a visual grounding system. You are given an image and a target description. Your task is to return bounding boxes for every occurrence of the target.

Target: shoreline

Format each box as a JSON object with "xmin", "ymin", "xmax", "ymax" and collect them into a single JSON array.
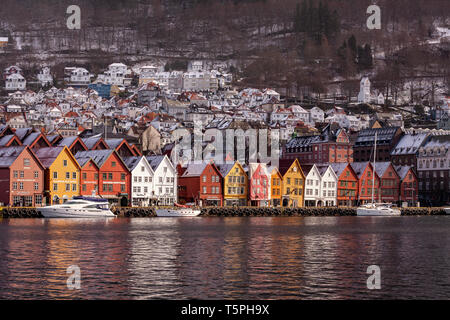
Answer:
[{"xmin": 0, "ymin": 207, "xmax": 447, "ymax": 218}]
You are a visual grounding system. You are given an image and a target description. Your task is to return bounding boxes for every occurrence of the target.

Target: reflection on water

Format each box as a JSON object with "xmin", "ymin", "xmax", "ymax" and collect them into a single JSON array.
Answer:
[{"xmin": 0, "ymin": 216, "xmax": 449, "ymax": 299}]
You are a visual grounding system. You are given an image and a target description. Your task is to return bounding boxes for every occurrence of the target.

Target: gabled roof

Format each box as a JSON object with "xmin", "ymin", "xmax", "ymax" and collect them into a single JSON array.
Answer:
[
  {"xmin": 123, "ymin": 156, "xmax": 151, "ymax": 172},
  {"xmin": 146, "ymin": 155, "xmax": 166, "ymax": 171},
  {"xmin": 217, "ymin": 163, "xmax": 235, "ymax": 177},
  {"xmin": 329, "ymin": 163, "xmax": 356, "ymax": 179},
  {"xmin": 372, "ymin": 162, "xmax": 394, "ymax": 178},
  {"xmin": 394, "ymin": 165, "xmax": 414, "ymax": 180},
  {"xmin": 34, "ymin": 146, "xmax": 79, "ymax": 169},
  {"xmin": 57, "ymin": 136, "xmax": 88, "ymax": 151},
  {"xmin": 0, "ymin": 146, "xmax": 27, "ymax": 168},
  {"xmin": 0, "ymin": 134, "xmax": 22, "ymax": 147},
  {"xmin": 74, "ymin": 149, "xmax": 115, "ymax": 168},
  {"xmin": 14, "ymin": 128, "xmax": 33, "ymax": 141},
  {"xmin": 279, "ymin": 158, "xmax": 303, "ymax": 177},
  {"xmin": 76, "ymin": 156, "xmax": 99, "ymax": 169},
  {"xmin": 0, "ymin": 146, "xmax": 44, "ymax": 169},
  {"xmin": 181, "ymin": 163, "xmax": 208, "ymax": 177},
  {"xmin": 350, "ymin": 162, "xmax": 374, "ymax": 179},
  {"xmin": 22, "ymin": 132, "xmax": 52, "ymax": 148},
  {"xmin": 82, "ymin": 136, "xmax": 108, "ymax": 150}
]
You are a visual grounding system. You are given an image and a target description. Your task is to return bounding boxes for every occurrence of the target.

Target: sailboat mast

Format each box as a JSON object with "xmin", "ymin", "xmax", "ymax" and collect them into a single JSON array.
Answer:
[{"xmin": 372, "ymin": 132, "xmax": 377, "ymax": 204}]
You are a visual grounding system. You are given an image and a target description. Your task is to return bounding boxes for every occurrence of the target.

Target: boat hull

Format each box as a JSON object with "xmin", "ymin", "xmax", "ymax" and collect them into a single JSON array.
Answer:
[
  {"xmin": 445, "ymin": 208, "xmax": 450, "ymax": 215},
  {"xmin": 356, "ymin": 208, "xmax": 401, "ymax": 216},
  {"xmin": 155, "ymin": 208, "xmax": 201, "ymax": 217},
  {"xmin": 38, "ymin": 207, "xmax": 116, "ymax": 218}
]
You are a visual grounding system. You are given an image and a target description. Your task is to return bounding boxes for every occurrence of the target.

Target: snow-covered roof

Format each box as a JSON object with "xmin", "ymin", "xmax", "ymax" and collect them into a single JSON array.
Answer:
[
  {"xmin": 75, "ymin": 149, "xmax": 113, "ymax": 168},
  {"xmin": 391, "ymin": 133, "xmax": 429, "ymax": 155},
  {"xmin": 0, "ymin": 146, "xmax": 27, "ymax": 168},
  {"xmin": 182, "ymin": 163, "xmax": 207, "ymax": 177}
]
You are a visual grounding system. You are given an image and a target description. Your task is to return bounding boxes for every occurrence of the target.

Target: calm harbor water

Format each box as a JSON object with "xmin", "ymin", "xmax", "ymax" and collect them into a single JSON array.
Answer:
[{"xmin": 0, "ymin": 216, "xmax": 449, "ymax": 300}]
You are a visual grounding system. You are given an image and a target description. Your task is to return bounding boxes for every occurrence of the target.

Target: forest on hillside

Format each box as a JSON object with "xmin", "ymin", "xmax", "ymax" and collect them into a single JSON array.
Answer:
[{"xmin": 0, "ymin": 0, "xmax": 449, "ymax": 100}]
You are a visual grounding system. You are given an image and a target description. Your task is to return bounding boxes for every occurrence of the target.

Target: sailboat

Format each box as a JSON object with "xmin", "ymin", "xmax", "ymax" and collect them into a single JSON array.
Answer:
[{"xmin": 357, "ymin": 132, "xmax": 401, "ymax": 216}]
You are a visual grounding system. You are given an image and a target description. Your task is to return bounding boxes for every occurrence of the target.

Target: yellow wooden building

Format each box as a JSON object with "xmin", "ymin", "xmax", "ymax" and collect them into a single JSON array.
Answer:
[
  {"xmin": 280, "ymin": 159, "xmax": 305, "ymax": 207},
  {"xmin": 270, "ymin": 167, "xmax": 283, "ymax": 207},
  {"xmin": 34, "ymin": 146, "xmax": 81, "ymax": 205},
  {"xmin": 219, "ymin": 161, "xmax": 248, "ymax": 206}
]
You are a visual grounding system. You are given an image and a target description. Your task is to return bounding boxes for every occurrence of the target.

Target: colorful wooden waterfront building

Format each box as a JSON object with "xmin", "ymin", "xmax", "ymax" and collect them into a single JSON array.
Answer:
[
  {"xmin": 269, "ymin": 166, "xmax": 283, "ymax": 207},
  {"xmin": 351, "ymin": 162, "xmax": 380, "ymax": 204},
  {"xmin": 34, "ymin": 146, "xmax": 81, "ymax": 205},
  {"xmin": 0, "ymin": 146, "xmax": 45, "ymax": 207},
  {"xmin": 248, "ymin": 163, "xmax": 271, "ymax": 207},
  {"xmin": 279, "ymin": 158, "xmax": 305, "ymax": 207},
  {"xmin": 123, "ymin": 156, "xmax": 154, "ymax": 207},
  {"xmin": 395, "ymin": 165, "xmax": 419, "ymax": 207},
  {"xmin": 178, "ymin": 162, "xmax": 223, "ymax": 206},
  {"xmin": 75, "ymin": 149, "xmax": 131, "ymax": 206},
  {"xmin": 330, "ymin": 163, "xmax": 359, "ymax": 206},
  {"xmin": 75, "ymin": 156, "xmax": 100, "ymax": 197},
  {"xmin": 374, "ymin": 162, "xmax": 401, "ymax": 204},
  {"xmin": 218, "ymin": 161, "xmax": 248, "ymax": 207}
]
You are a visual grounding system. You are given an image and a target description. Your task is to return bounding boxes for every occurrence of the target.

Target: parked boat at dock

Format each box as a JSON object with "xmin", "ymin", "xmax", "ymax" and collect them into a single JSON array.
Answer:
[
  {"xmin": 155, "ymin": 203, "xmax": 201, "ymax": 217},
  {"xmin": 37, "ymin": 196, "xmax": 116, "ymax": 218}
]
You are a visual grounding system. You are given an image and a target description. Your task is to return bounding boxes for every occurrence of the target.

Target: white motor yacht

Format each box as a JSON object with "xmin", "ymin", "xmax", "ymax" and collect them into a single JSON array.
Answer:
[
  {"xmin": 357, "ymin": 203, "xmax": 401, "ymax": 216},
  {"xmin": 156, "ymin": 203, "xmax": 201, "ymax": 217},
  {"xmin": 38, "ymin": 196, "xmax": 116, "ymax": 218},
  {"xmin": 444, "ymin": 208, "xmax": 450, "ymax": 215}
]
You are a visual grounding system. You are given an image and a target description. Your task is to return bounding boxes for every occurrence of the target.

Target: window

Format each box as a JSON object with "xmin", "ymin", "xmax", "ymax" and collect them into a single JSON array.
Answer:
[
  {"xmin": 13, "ymin": 171, "xmax": 18, "ymax": 178},
  {"xmin": 24, "ymin": 158, "xmax": 30, "ymax": 167},
  {"xmin": 35, "ymin": 195, "xmax": 42, "ymax": 206},
  {"xmin": 66, "ymin": 172, "xmax": 70, "ymax": 179},
  {"xmin": 159, "ymin": 177, "xmax": 163, "ymax": 183},
  {"xmin": 63, "ymin": 160, "xmax": 68, "ymax": 167},
  {"xmin": 20, "ymin": 171, "xmax": 24, "ymax": 178},
  {"xmin": 112, "ymin": 161, "xmax": 116, "ymax": 167},
  {"xmin": 19, "ymin": 182, "xmax": 24, "ymax": 190},
  {"xmin": 72, "ymin": 172, "xmax": 76, "ymax": 179},
  {"xmin": 203, "ymin": 186, "xmax": 207, "ymax": 194},
  {"xmin": 53, "ymin": 184, "xmax": 58, "ymax": 191},
  {"xmin": 34, "ymin": 182, "xmax": 39, "ymax": 190},
  {"xmin": 121, "ymin": 185, "xmax": 125, "ymax": 192},
  {"xmin": 12, "ymin": 182, "xmax": 17, "ymax": 190},
  {"xmin": 82, "ymin": 184, "xmax": 86, "ymax": 191},
  {"xmin": 141, "ymin": 166, "xmax": 145, "ymax": 172},
  {"xmin": 94, "ymin": 173, "xmax": 98, "ymax": 180},
  {"xmin": 72, "ymin": 184, "xmax": 77, "ymax": 191},
  {"xmin": 66, "ymin": 184, "xmax": 70, "ymax": 191}
]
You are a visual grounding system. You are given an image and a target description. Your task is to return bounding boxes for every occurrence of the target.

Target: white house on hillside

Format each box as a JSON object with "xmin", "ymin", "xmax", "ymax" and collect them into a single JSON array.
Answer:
[
  {"xmin": 37, "ymin": 67, "xmax": 53, "ymax": 87},
  {"xmin": 5, "ymin": 73, "xmax": 26, "ymax": 90}
]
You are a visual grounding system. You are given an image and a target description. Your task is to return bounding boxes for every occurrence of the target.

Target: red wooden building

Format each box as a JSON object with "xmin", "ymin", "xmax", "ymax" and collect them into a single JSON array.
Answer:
[
  {"xmin": 0, "ymin": 146, "xmax": 45, "ymax": 207},
  {"xmin": 375, "ymin": 162, "xmax": 400, "ymax": 204},
  {"xmin": 75, "ymin": 149, "xmax": 131, "ymax": 206},
  {"xmin": 395, "ymin": 166, "xmax": 419, "ymax": 207},
  {"xmin": 76, "ymin": 157, "xmax": 100, "ymax": 197},
  {"xmin": 178, "ymin": 162, "xmax": 223, "ymax": 206},
  {"xmin": 351, "ymin": 162, "xmax": 380, "ymax": 204},
  {"xmin": 330, "ymin": 163, "xmax": 359, "ymax": 206},
  {"xmin": 199, "ymin": 163, "xmax": 223, "ymax": 206}
]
